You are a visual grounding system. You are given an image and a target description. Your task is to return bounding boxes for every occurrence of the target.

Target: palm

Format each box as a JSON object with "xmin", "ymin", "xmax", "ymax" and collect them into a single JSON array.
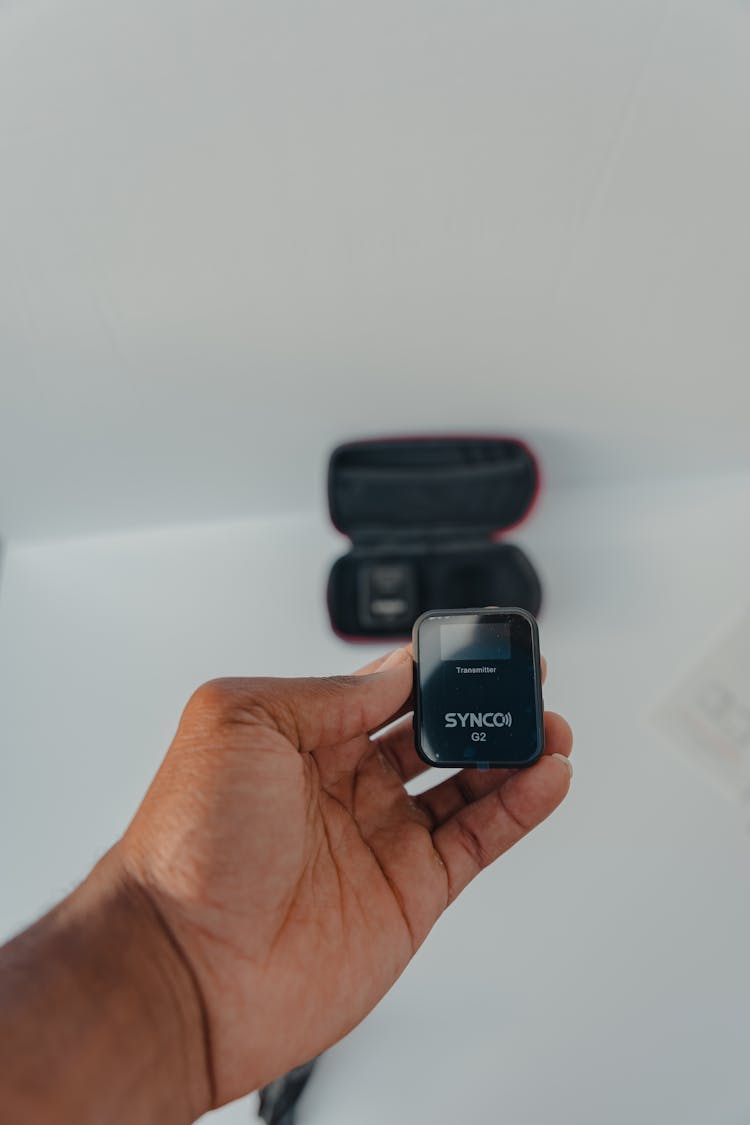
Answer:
[{"xmin": 121, "ymin": 650, "xmax": 572, "ymax": 1107}]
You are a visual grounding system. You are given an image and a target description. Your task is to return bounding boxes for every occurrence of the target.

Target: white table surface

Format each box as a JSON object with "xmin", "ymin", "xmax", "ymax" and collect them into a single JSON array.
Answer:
[{"xmin": 2, "ymin": 471, "xmax": 750, "ymax": 1124}]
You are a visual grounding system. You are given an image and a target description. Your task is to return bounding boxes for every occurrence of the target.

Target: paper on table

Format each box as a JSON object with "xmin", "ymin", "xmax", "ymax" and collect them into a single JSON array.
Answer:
[{"xmin": 652, "ymin": 607, "xmax": 750, "ymax": 803}]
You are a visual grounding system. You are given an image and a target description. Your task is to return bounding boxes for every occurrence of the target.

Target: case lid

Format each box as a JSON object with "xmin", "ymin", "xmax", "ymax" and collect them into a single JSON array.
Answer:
[{"xmin": 328, "ymin": 435, "xmax": 539, "ymax": 541}]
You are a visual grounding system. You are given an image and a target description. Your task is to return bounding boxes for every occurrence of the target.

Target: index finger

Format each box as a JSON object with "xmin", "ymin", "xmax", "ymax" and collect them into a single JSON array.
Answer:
[{"xmin": 432, "ymin": 750, "xmax": 571, "ymax": 904}]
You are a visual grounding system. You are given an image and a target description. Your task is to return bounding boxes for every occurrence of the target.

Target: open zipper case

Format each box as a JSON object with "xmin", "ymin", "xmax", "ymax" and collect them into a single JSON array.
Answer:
[{"xmin": 326, "ymin": 435, "xmax": 543, "ymax": 641}]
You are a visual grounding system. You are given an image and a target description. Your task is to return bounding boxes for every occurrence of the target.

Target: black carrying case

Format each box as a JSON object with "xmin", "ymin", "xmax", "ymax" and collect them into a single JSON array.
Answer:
[{"xmin": 326, "ymin": 436, "xmax": 543, "ymax": 640}]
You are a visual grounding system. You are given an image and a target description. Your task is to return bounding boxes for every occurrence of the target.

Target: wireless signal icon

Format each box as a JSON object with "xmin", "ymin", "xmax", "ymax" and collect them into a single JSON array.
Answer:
[{"xmin": 497, "ymin": 712, "xmax": 512, "ymax": 728}]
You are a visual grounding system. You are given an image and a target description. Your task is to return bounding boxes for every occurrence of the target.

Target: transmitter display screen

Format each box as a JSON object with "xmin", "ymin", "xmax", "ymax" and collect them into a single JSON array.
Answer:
[
  {"xmin": 415, "ymin": 611, "xmax": 543, "ymax": 768},
  {"xmin": 439, "ymin": 622, "xmax": 511, "ymax": 662}
]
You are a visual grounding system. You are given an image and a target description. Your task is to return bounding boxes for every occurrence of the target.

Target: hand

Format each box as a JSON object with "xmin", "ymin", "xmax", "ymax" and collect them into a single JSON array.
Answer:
[{"xmin": 114, "ymin": 644, "xmax": 573, "ymax": 1111}]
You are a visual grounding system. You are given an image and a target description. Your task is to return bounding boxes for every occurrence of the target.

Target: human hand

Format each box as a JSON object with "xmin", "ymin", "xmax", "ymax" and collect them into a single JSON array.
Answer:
[{"xmin": 114, "ymin": 644, "xmax": 573, "ymax": 1112}]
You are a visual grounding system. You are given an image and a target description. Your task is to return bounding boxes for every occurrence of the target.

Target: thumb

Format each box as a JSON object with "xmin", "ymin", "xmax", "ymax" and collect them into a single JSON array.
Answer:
[{"xmin": 221, "ymin": 647, "xmax": 414, "ymax": 753}]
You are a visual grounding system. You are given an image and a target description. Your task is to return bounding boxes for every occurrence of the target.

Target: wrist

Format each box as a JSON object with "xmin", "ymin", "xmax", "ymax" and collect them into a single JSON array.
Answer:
[{"xmin": 0, "ymin": 847, "xmax": 212, "ymax": 1125}]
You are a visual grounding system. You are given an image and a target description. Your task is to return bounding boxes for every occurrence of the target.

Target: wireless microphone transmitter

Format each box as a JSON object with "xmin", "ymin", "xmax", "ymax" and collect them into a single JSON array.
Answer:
[{"xmin": 412, "ymin": 607, "xmax": 544, "ymax": 769}]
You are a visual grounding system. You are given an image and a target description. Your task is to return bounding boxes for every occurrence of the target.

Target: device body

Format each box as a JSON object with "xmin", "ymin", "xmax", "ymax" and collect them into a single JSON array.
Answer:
[{"xmin": 412, "ymin": 606, "xmax": 544, "ymax": 769}]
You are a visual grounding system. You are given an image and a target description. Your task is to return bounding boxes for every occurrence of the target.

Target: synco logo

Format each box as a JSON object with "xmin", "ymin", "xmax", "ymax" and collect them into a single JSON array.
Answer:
[{"xmin": 444, "ymin": 712, "xmax": 512, "ymax": 729}]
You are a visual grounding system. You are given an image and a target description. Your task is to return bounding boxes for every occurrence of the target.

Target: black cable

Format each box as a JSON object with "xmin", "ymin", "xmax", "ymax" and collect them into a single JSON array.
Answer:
[{"xmin": 257, "ymin": 1057, "xmax": 319, "ymax": 1125}]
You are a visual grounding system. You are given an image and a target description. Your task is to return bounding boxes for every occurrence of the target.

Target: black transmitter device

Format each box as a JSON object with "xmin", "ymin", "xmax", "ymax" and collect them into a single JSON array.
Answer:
[{"xmin": 412, "ymin": 607, "xmax": 544, "ymax": 769}]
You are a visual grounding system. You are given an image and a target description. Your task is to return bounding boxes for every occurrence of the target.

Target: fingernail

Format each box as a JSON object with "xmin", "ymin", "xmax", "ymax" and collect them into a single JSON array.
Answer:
[
  {"xmin": 378, "ymin": 646, "xmax": 411, "ymax": 672},
  {"xmin": 551, "ymin": 752, "xmax": 573, "ymax": 778}
]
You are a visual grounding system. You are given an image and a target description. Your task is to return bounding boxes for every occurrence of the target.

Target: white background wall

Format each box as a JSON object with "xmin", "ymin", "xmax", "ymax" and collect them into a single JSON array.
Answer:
[
  {"xmin": 3, "ymin": 0, "xmax": 750, "ymax": 1121},
  {"xmin": 1, "ymin": 0, "xmax": 750, "ymax": 539}
]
